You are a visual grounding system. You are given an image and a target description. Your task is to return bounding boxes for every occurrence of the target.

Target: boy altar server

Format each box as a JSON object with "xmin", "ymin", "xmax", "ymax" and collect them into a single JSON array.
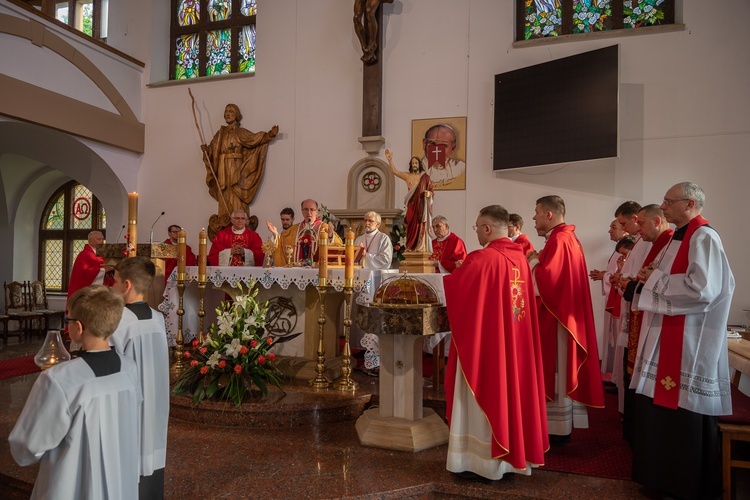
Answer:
[
  {"xmin": 9, "ymin": 285, "xmax": 141, "ymax": 499},
  {"xmin": 111, "ymin": 256, "xmax": 170, "ymax": 499}
]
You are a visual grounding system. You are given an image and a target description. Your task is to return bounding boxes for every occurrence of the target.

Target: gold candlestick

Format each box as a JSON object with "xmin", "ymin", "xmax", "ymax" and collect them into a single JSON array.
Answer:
[
  {"xmin": 334, "ymin": 286, "xmax": 358, "ymax": 392},
  {"xmin": 170, "ymin": 280, "xmax": 187, "ymax": 380},
  {"xmin": 309, "ymin": 285, "xmax": 331, "ymax": 388},
  {"xmin": 127, "ymin": 192, "xmax": 138, "ymax": 257},
  {"xmin": 197, "ymin": 281, "xmax": 207, "ymax": 344}
]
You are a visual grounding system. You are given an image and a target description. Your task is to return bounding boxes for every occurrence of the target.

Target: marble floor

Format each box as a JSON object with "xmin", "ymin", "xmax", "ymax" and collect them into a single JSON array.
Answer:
[{"xmin": 0, "ymin": 336, "xmax": 741, "ymax": 499}]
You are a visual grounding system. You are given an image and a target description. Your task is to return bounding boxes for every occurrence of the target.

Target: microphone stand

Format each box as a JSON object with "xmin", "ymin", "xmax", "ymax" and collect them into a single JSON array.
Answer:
[
  {"xmin": 116, "ymin": 225, "xmax": 126, "ymax": 243},
  {"xmin": 149, "ymin": 211, "xmax": 166, "ymax": 245}
]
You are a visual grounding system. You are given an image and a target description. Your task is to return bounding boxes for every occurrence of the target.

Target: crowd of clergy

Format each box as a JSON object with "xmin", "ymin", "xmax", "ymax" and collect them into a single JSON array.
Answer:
[{"xmin": 7, "ymin": 182, "xmax": 734, "ymax": 500}]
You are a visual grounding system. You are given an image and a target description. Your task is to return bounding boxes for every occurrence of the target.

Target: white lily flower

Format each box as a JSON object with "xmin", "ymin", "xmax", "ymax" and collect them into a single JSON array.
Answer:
[
  {"xmin": 207, "ymin": 352, "xmax": 221, "ymax": 368},
  {"xmin": 225, "ymin": 338, "xmax": 242, "ymax": 358}
]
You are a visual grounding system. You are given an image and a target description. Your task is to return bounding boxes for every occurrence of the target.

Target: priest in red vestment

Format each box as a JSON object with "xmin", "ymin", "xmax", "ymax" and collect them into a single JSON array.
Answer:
[
  {"xmin": 68, "ymin": 231, "xmax": 112, "ymax": 300},
  {"xmin": 509, "ymin": 213, "xmax": 535, "ymax": 256},
  {"xmin": 208, "ymin": 210, "xmax": 263, "ymax": 266},
  {"xmin": 528, "ymin": 195, "xmax": 604, "ymax": 442},
  {"xmin": 266, "ymin": 199, "xmax": 342, "ymax": 266},
  {"xmin": 163, "ymin": 225, "xmax": 197, "ymax": 281},
  {"xmin": 429, "ymin": 216, "xmax": 467, "ymax": 273},
  {"xmin": 444, "ymin": 205, "xmax": 548, "ymax": 480}
]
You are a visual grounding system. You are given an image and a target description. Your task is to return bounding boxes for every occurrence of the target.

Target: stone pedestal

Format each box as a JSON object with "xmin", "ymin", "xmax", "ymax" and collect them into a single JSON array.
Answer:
[{"xmin": 355, "ymin": 304, "xmax": 449, "ymax": 452}]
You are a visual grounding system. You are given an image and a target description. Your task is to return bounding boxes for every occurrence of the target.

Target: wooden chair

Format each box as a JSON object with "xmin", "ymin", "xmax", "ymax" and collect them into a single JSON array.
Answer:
[
  {"xmin": 3, "ymin": 281, "xmax": 41, "ymax": 341},
  {"xmin": 28, "ymin": 280, "xmax": 65, "ymax": 332},
  {"xmin": 0, "ymin": 314, "xmax": 9, "ymax": 344},
  {"xmin": 718, "ymin": 381, "xmax": 750, "ymax": 499}
]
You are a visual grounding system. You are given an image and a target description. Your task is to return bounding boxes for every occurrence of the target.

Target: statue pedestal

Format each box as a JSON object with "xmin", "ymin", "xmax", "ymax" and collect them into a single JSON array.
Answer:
[
  {"xmin": 355, "ymin": 305, "xmax": 449, "ymax": 452},
  {"xmin": 399, "ymin": 251, "xmax": 436, "ymax": 274}
]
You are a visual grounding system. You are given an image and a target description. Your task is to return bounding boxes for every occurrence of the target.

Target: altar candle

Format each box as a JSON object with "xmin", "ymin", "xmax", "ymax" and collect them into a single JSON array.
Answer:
[
  {"xmin": 127, "ymin": 192, "xmax": 138, "ymax": 257},
  {"xmin": 318, "ymin": 225, "xmax": 328, "ymax": 286},
  {"xmin": 198, "ymin": 228, "xmax": 207, "ymax": 282},
  {"xmin": 177, "ymin": 229, "xmax": 187, "ymax": 280},
  {"xmin": 344, "ymin": 228, "xmax": 355, "ymax": 286}
]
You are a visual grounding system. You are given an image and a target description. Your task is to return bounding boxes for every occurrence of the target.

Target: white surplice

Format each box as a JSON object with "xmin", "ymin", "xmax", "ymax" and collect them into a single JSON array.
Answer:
[
  {"xmin": 354, "ymin": 230, "xmax": 393, "ymax": 270},
  {"xmin": 9, "ymin": 355, "xmax": 141, "ymax": 500},
  {"xmin": 632, "ymin": 225, "xmax": 734, "ymax": 415},
  {"xmin": 111, "ymin": 304, "xmax": 170, "ymax": 477}
]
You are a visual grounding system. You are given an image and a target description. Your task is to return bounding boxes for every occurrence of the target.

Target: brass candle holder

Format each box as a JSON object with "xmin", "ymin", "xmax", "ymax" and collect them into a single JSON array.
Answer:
[
  {"xmin": 309, "ymin": 284, "xmax": 331, "ymax": 388},
  {"xmin": 197, "ymin": 280, "xmax": 207, "ymax": 344},
  {"xmin": 334, "ymin": 286, "xmax": 358, "ymax": 392},
  {"xmin": 170, "ymin": 279, "xmax": 187, "ymax": 379}
]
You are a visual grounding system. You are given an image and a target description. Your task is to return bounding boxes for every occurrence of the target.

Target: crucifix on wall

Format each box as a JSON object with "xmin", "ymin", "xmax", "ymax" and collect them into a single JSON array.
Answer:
[{"xmin": 353, "ymin": 0, "xmax": 394, "ymax": 152}]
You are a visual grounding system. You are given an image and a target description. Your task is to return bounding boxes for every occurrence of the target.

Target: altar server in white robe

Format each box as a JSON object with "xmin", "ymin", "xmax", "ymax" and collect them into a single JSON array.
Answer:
[
  {"xmin": 9, "ymin": 286, "xmax": 141, "ymax": 500},
  {"xmin": 111, "ymin": 256, "xmax": 170, "ymax": 500},
  {"xmin": 354, "ymin": 211, "xmax": 393, "ymax": 270},
  {"xmin": 630, "ymin": 182, "xmax": 734, "ymax": 500}
]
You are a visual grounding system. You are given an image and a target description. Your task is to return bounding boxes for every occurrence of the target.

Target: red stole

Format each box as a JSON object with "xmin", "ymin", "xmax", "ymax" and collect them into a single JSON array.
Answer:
[
  {"xmin": 653, "ymin": 216, "xmax": 709, "ymax": 409},
  {"xmin": 603, "ymin": 251, "xmax": 621, "ymax": 318},
  {"xmin": 230, "ymin": 232, "xmax": 247, "ymax": 266},
  {"xmin": 626, "ymin": 228, "xmax": 674, "ymax": 375}
]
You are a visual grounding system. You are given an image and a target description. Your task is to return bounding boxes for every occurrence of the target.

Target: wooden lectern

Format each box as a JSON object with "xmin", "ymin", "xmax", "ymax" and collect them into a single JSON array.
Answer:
[{"xmin": 98, "ymin": 243, "xmax": 176, "ymax": 309}]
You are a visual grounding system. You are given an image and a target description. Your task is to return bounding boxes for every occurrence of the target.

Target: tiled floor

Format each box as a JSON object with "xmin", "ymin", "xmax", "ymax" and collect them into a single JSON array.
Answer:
[{"xmin": 0, "ymin": 336, "xmax": 743, "ymax": 499}]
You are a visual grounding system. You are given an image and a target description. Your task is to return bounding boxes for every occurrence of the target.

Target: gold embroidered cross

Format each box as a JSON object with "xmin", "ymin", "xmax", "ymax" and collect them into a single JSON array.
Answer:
[
  {"xmin": 661, "ymin": 376, "xmax": 677, "ymax": 391},
  {"xmin": 510, "ymin": 267, "xmax": 526, "ymax": 322}
]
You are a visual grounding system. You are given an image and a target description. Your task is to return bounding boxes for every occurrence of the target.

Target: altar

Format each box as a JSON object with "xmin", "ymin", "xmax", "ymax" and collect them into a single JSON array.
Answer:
[{"xmin": 160, "ymin": 266, "xmax": 375, "ymax": 362}]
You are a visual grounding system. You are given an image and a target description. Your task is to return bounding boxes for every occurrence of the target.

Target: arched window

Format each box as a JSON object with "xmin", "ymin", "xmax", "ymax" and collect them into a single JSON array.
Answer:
[
  {"xmin": 39, "ymin": 181, "xmax": 107, "ymax": 292},
  {"xmin": 171, "ymin": 0, "xmax": 257, "ymax": 80}
]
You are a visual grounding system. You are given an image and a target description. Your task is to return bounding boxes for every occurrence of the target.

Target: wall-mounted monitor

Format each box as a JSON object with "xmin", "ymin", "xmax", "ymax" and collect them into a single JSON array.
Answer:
[{"xmin": 493, "ymin": 45, "xmax": 619, "ymax": 171}]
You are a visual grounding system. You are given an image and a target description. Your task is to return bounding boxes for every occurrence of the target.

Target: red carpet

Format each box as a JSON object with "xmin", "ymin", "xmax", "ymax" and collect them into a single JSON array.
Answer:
[
  {"xmin": 541, "ymin": 391, "xmax": 631, "ymax": 480},
  {"xmin": 0, "ymin": 355, "xmax": 41, "ymax": 380}
]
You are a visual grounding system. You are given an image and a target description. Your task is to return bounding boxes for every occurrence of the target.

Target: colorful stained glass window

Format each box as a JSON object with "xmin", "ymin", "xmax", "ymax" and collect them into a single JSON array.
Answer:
[
  {"xmin": 175, "ymin": 34, "xmax": 200, "ymax": 79},
  {"xmin": 241, "ymin": 0, "xmax": 257, "ymax": 17},
  {"xmin": 518, "ymin": 0, "xmax": 673, "ymax": 41},
  {"xmin": 623, "ymin": 0, "xmax": 668, "ymax": 29},
  {"xmin": 39, "ymin": 181, "xmax": 106, "ymax": 292},
  {"xmin": 209, "ymin": 0, "xmax": 231, "ymax": 21},
  {"xmin": 239, "ymin": 25, "xmax": 256, "ymax": 73},
  {"xmin": 45, "ymin": 194, "xmax": 65, "ymax": 230},
  {"xmin": 207, "ymin": 29, "xmax": 232, "ymax": 76},
  {"xmin": 171, "ymin": 0, "xmax": 257, "ymax": 80},
  {"xmin": 178, "ymin": 0, "xmax": 200, "ymax": 26}
]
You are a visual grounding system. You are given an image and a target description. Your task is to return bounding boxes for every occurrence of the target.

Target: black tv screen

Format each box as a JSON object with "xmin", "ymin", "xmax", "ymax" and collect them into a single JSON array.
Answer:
[{"xmin": 493, "ymin": 45, "xmax": 619, "ymax": 171}]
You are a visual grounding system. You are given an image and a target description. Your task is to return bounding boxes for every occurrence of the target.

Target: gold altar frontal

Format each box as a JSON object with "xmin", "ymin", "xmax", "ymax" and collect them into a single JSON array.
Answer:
[{"xmin": 354, "ymin": 303, "xmax": 450, "ymax": 452}]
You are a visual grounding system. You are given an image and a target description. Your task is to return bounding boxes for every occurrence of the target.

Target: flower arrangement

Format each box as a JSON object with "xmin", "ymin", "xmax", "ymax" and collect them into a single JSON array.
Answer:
[
  {"xmin": 172, "ymin": 281, "xmax": 285, "ymax": 406},
  {"xmin": 390, "ymin": 222, "xmax": 406, "ymax": 263}
]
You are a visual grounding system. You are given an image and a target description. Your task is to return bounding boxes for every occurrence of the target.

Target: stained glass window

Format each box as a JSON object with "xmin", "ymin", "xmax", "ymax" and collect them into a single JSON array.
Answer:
[
  {"xmin": 518, "ymin": 0, "xmax": 674, "ymax": 42},
  {"xmin": 171, "ymin": 0, "xmax": 257, "ymax": 80},
  {"xmin": 39, "ymin": 181, "xmax": 106, "ymax": 292}
]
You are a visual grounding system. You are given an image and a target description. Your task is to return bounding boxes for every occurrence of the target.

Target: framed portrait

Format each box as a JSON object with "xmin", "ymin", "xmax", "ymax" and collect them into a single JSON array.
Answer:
[{"xmin": 411, "ymin": 116, "xmax": 467, "ymax": 191}]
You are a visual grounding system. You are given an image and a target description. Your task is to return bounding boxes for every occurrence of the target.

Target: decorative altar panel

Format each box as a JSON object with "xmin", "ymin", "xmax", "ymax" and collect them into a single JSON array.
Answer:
[{"xmin": 160, "ymin": 267, "xmax": 374, "ymax": 360}]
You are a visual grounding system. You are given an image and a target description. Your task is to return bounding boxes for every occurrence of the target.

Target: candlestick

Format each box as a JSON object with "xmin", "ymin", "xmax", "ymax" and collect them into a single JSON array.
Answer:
[
  {"xmin": 318, "ymin": 225, "xmax": 328, "ymax": 287},
  {"xmin": 344, "ymin": 228, "xmax": 354, "ymax": 287},
  {"xmin": 198, "ymin": 228, "xmax": 207, "ymax": 282},
  {"xmin": 127, "ymin": 192, "xmax": 138, "ymax": 257},
  {"xmin": 177, "ymin": 229, "xmax": 187, "ymax": 280}
]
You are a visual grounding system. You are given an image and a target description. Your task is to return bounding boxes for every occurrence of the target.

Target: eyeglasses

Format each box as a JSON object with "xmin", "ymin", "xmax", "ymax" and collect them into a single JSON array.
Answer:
[
  {"xmin": 230, "ymin": 217, "xmax": 247, "ymax": 220},
  {"xmin": 662, "ymin": 198, "xmax": 690, "ymax": 206},
  {"xmin": 363, "ymin": 219, "xmax": 377, "ymax": 224},
  {"xmin": 64, "ymin": 317, "xmax": 78, "ymax": 324},
  {"xmin": 472, "ymin": 224, "xmax": 490, "ymax": 231},
  {"xmin": 301, "ymin": 208, "xmax": 318, "ymax": 213}
]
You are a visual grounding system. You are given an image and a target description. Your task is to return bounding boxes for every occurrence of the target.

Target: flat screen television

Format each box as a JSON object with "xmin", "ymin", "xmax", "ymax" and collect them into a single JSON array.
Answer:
[{"xmin": 493, "ymin": 45, "xmax": 619, "ymax": 171}]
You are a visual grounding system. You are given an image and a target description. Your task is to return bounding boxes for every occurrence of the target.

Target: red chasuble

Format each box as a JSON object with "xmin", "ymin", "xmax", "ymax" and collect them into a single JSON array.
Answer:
[
  {"xmin": 208, "ymin": 226, "xmax": 263, "ymax": 266},
  {"xmin": 626, "ymin": 228, "xmax": 674, "ymax": 375},
  {"xmin": 67, "ymin": 245, "xmax": 104, "ymax": 299},
  {"xmin": 533, "ymin": 224, "xmax": 604, "ymax": 408},
  {"xmin": 514, "ymin": 233, "xmax": 535, "ymax": 256},
  {"xmin": 163, "ymin": 239, "xmax": 197, "ymax": 281},
  {"xmin": 430, "ymin": 232, "xmax": 467, "ymax": 273},
  {"xmin": 444, "ymin": 238, "xmax": 549, "ymax": 468}
]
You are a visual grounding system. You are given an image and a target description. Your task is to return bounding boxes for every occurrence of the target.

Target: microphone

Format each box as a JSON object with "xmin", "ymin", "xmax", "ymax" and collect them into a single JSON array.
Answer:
[
  {"xmin": 149, "ymin": 211, "xmax": 166, "ymax": 245},
  {"xmin": 116, "ymin": 225, "xmax": 126, "ymax": 243}
]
